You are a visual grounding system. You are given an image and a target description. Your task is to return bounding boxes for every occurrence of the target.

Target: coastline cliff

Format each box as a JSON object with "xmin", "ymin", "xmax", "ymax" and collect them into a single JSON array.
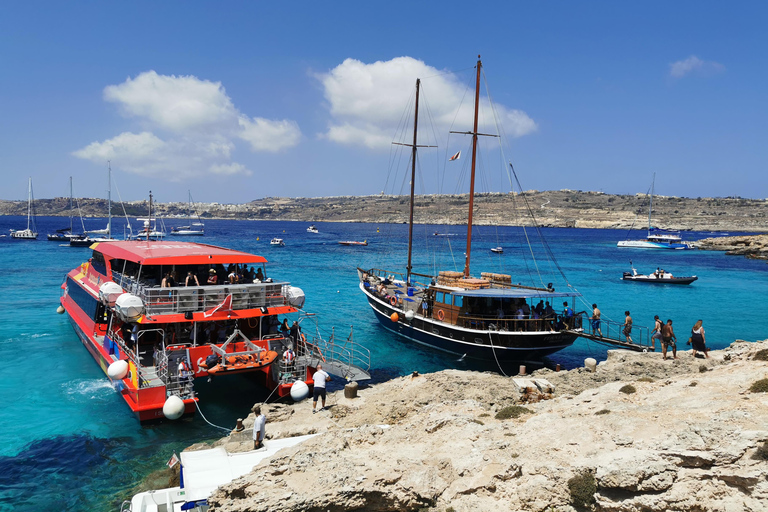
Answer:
[
  {"xmin": 175, "ymin": 340, "xmax": 768, "ymax": 512},
  {"xmin": 2, "ymin": 191, "xmax": 767, "ymax": 232}
]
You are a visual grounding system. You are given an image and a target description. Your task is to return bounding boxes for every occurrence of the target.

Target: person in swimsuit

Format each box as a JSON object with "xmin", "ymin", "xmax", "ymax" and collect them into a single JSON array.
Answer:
[
  {"xmin": 661, "ymin": 319, "xmax": 677, "ymax": 360},
  {"xmin": 591, "ymin": 304, "xmax": 603, "ymax": 337},
  {"xmin": 651, "ymin": 315, "xmax": 663, "ymax": 350},
  {"xmin": 623, "ymin": 311, "xmax": 633, "ymax": 343}
]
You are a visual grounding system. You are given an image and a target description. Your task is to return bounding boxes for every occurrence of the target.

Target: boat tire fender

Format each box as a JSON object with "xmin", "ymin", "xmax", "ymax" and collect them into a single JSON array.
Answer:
[{"xmin": 437, "ymin": 309, "xmax": 445, "ymax": 321}]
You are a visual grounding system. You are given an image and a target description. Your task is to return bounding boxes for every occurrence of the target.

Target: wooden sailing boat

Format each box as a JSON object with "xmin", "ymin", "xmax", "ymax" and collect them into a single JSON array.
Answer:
[
  {"xmin": 10, "ymin": 178, "xmax": 38, "ymax": 240},
  {"xmin": 357, "ymin": 56, "xmax": 582, "ymax": 362},
  {"xmin": 170, "ymin": 190, "xmax": 205, "ymax": 236}
]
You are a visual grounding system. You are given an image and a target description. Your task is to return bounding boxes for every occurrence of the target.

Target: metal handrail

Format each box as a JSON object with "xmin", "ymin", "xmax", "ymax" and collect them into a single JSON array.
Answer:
[{"xmin": 111, "ymin": 270, "xmax": 290, "ymax": 315}]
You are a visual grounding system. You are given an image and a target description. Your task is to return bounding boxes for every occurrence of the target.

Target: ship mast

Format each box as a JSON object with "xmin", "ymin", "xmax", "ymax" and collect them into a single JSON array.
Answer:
[
  {"xmin": 463, "ymin": 56, "xmax": 482, "ymax": 278},
  {"xmin": 393, "ymin": 79, "xmax": 434, "ymax": 285},
  {"xmin": 406, "ymin": 79, "xmax": 421, "ymax": 285}
]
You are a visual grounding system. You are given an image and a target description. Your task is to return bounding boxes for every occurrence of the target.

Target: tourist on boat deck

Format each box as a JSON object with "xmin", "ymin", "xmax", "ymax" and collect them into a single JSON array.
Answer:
[
  {"xmin": 561, "ymin": 302, "xmax": 574, "ymax": 329},
  {"xmin": 255, "ymin": 267, "xmax": 264, "ymax": 282},
  {"xmin": 207, "ymin": 268, "xmax": 218, "ymax": 285},
  {"xmin": 161, "ymin": 272, "xmax": 175, "ymax": 287},
  {"xmin": 689, "ymin": 320, "xmax": 709, "ymax": 358},
  {"xmin": 661, "ymin": 319, "xmax": 677, "ymax": 360},
  {"xmin": 535, "ymin": 300, "xmax": 544, "ymax": 318},
  {"xmin": 289, "ymin": 321, "xmax": 301, "ymax": 345},
  {"xmin": 651, "ymin": 315, "xmax": 663, "ymax": 350},
  {"xmin": 312, "ymin": 363, "xmax": 331, "ymax": 414},
  {"xmin": 185, "ymin": 271, "xmax": 199, "ymax": 287},
  {"xmin": 280, "ymin": 319, "xmax": 290, "ymax": 338},
  {"xmin": 623, "ymin": 311, "xmax": 634, "ymax": 343},
  {"xmin": 228, "ymin": 269, "xmax": 238, "ymax": 284},
  {"xmin": 252, "ymin": 405, "xmax": 266, "ymax": 450}
]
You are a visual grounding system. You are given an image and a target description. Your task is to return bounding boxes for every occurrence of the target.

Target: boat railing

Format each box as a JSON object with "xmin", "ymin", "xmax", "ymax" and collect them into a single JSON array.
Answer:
[
  {"xmin": 582, "ymin": 318, "xmax": 652, "ymax": 349},
  {"xmin": 296, "ymin": 315, "xmax": 371, "ymax": 381},
  {"xmin": 456, "ymin": 312, "xmax": 583, "ymax": 332},
  {"xmin": 105, "ymin": 323, "xmax": 169, "ymax": 389},
  {"xmin": 111, "ymin": 271, "xmax": 289, "ymax": 315}
]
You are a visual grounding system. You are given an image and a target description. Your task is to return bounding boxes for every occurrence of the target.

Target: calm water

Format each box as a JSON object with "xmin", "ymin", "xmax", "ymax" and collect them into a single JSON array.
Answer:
[{"xmin": 1, "ymin": 215, "xmax": 766, "ymax": 511}]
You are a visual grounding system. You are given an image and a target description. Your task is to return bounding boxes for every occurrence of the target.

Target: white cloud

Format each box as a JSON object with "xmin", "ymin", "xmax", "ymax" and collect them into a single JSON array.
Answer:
[
  {"xmin": 74, "ymin": 71, "xmax": 301, "ymax": 180},
  {"xmin": 238, "ymin": 116, "xmax": 301, "ymax": 151},
  {"xmin": 669, "ymin": 56, "xmax": 725, "ymax": 78},
  {"xmin": 209, "ymin": 162, "xmax": 252, "ymax": 176},
  {"xmin": 316, "ymin": 57, "xmax": 537, "ymax": 149}
]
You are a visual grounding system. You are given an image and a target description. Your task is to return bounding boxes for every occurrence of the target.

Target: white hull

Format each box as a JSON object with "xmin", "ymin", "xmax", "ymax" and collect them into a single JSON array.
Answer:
[
  {"xmin": 617, "ymin": 240, "xmax": 693, "ymax": 250},
  {"xmin": 10, "ymin": 229, "xmax": 37, "ymax": 240}
]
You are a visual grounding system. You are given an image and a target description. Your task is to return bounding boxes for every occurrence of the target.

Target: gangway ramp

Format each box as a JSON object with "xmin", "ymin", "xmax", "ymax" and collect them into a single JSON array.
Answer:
[{"xmin": 568, "ymin": 317, "xmax": 656, "ymax": 353}]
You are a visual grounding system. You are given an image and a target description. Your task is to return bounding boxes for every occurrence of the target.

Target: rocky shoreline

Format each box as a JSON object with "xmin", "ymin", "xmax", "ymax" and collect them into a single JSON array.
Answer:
[
  {"xmin": 163, "ymin": 340, "xmax": 768, "ymax": 512},
  {"xmin": 2, "ymin": 190, "xmax": 768, "ymax": 232},
  {"xmin": 696, "ymin": 234, "xmax": 768, "ymax": 261}
]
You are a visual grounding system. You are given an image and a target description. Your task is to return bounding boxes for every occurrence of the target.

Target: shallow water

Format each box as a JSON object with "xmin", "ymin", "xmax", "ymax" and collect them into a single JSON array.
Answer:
[{"xmin": 0, "ymin": 215, "xmax": 765, "ymax": 511}]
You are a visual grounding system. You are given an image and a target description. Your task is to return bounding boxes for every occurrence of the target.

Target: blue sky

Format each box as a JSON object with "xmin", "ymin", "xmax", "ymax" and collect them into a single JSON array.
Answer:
[{"xmin": 1, "ymin": 1, "xmax": 766, "ymax": 203}]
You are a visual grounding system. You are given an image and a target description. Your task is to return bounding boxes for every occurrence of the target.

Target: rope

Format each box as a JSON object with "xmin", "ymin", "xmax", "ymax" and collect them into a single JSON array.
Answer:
[
  {"xmin": 194, "ymin": 400, "xmax": 233, "ymax": 433},
  {"xmin": 487, "ymin": 330, "xmax": 509, "ymax": 377}
]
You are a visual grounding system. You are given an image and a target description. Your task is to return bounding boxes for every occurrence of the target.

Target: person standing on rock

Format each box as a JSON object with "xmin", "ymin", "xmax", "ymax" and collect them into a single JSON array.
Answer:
[
  {"xmin": 651, "ymin": 315, "xmax": 663, "ymax": 351},
  {"xmin": 312, "ymin": 363, "xmax": 331, "ymax": 414},
  {"xmin": 252, "ymin": 405, "xmax": 266, "ymax": 449},
  {"xmin": 661, "ymin": 319, "xmax": 677, "ymax": 360},
  {"xmin": 623, "ymin": 311, "xmax": 633, "ymax": 343},
  {"xmin": 591, "ymin": 304, "xmax": 603, "ymax": 337},
  {"xmin": 689, "ymin": 320, "xmax": 709, "ymax": 358}
]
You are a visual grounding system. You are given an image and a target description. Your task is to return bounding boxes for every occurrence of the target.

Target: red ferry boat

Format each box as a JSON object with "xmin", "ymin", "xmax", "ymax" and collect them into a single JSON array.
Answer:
[{"xmin": 61, "ymin": 240, "xmax": 370, "ymax": 422}]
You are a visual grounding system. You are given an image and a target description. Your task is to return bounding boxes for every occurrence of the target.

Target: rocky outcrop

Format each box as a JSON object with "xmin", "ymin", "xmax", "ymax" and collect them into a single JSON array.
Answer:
[
  {"xmin": 199, "ymin": 341, "xmax": 768, "ymax": 512},
  {"xmin": 696, "ymin": 234, "xmax": 768, "ymax": 260}
]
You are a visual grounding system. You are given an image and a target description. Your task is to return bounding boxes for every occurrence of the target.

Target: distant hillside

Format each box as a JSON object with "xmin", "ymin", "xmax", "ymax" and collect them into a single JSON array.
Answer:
[{"xmin": 1, "ymin": 190, "xmax": 766, "ymax": 232}]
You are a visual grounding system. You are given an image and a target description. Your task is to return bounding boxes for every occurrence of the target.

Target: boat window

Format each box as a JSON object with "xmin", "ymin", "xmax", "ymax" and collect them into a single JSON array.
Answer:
[
  {"xmin": 453, "ymin": 295, "xmax": 463, "ymax": 308},
  {"xmin": 91, "ymin": 251, "xmax": 107, "ymax": 276},
  {"xmin": 436, "ymin": 292, "xmax": 444, "ymax": 304}
]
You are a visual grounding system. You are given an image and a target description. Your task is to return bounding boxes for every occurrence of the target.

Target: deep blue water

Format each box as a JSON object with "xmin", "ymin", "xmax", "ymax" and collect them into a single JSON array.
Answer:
[{"xmin": 1, "ymin": 215, "xmax": 766, "ymax": 511}]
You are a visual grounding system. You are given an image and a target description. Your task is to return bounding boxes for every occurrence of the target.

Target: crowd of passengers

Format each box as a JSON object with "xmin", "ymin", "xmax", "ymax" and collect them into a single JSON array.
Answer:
[{"xmin": 157, "ymin": 264, "xmax": 267, "ymax": 288}]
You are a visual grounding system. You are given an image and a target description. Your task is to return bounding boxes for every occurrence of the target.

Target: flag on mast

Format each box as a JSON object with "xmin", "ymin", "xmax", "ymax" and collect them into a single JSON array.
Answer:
[{"xmin": 449, "ymin": 151, "xmax": 461, "ymax": 161}]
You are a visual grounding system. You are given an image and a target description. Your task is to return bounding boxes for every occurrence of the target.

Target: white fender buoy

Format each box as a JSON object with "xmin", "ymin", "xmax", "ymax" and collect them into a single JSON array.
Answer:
[
  {"xmin": 56, "ymin": 305, "xmax": 65, "ymax": 314},
  {"xmin": 107, "ymin": 360, "xmax": 129, "ymax": 380},
  {"xmin": 405, "ymin": 310, "xmax": 415, "ymax": 321},
  {"xmin": 290, "ymin": 380, "xmax": 309, "ymax": 402},
  {"xmin": 163, "ymin": 395, "xmax": 185, "ymax": 420}
]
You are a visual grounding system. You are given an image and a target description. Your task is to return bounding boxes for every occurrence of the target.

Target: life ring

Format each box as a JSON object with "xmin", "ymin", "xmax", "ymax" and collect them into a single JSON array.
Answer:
[
  {"xmin": 437, "ymin": 309, "xmax": 445, "ymax": 321},
  {"xmin": 389, "ymin": 296, "xmax": 398, "ymax": 307}
]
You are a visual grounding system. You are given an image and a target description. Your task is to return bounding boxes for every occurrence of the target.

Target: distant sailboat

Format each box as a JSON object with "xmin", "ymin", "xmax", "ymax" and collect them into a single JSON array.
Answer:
[
  {"xmin": 170, "ymin": 191, "xmax": 205, "ymax": 236},
  {"xmin": 85, "ymin": 163, "xmax": 117, "ymax": 241},
  {"xmin": 617, "ymin": 173, "xmax": 694, "ymax": 250},
  {"xmin": 10, "ymin": 178, "xmax": 38, "ymax": 240},
  {"xmin": 48, "ymin": 177, "xmax": 85, "ymax": 242}
]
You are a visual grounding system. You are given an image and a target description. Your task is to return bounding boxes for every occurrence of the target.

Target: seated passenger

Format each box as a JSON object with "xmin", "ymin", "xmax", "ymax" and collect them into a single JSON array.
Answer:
[{"xmin": 207, "ymin": 268, "xmax": 218, "ymax": 285}]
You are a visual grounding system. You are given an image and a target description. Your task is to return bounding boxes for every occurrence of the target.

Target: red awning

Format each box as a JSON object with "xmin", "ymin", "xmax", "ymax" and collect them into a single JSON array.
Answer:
[{"xmin": 91, "ymin": 241, "xmax": 267, "ymax": 266}]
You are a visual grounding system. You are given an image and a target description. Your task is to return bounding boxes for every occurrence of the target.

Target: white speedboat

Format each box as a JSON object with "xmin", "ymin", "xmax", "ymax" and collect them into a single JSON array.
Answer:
[
  {"xmin": 270, "ymin": 238, "xmax": 285, "ymax": 246},
  {"xmin": 307, "ymin": 225, "xmax": 318, "ymax": 233},
  {"xmin": 622, "ymin": 262, "xmax": 697, "ymax": 285},
  {"xmin": 491, "ymin": 247, "xmax": 503, "ymax": 253}
]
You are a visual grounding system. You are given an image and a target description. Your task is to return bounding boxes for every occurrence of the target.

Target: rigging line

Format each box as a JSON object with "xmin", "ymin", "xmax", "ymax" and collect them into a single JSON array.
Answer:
[
  {"xmin": 480, "ymin": 67, "xmax": 548, "ymax": 288},
  {"xmin": 419, "ymin": 65, "xmax": 476, "ymax": 82},
  {"xmin": 622, "ymin": 184, "xmax": 653, "ymax": 239},
  {"xmin": 508, "ymin": 163, "xmax": 570, "ymax": 285},
  {"xmin": 112, "ymin": 175, "xmax": 133, "ymax": 237}
]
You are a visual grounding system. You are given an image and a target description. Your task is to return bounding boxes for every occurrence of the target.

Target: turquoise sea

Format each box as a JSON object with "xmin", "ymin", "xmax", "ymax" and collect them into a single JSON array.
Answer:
[{"xmin": 1, "ymin": 215, "xmax": 767, "ymax": 511}]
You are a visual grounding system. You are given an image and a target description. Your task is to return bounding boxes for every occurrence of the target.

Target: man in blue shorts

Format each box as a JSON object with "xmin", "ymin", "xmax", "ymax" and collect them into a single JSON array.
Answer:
[
  {"xmin": 312, "ymin": 363, "xmax": 331, "ymax": 413},
  {"xmin": 591, "ymin": 304, "xmax": 602, "ymax": 337}
]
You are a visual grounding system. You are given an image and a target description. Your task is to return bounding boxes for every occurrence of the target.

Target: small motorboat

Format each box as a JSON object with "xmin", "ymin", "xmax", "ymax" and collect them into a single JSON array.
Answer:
[
  {"xmin": 307, "ymin": 225, "xmax": 318, "ymax": 233},
  {"xmin": 622, "ymin": 262, "xmax": 697, "ymax": 285},
  {"xmin": 339, "ymin": 240, "xmax": 368, "ymax": 246},
  {"xmin": 270, "ymin": 238, "xmax": 285, "ymax": 247},
  {"xmin": 491, "ymin": 246, "xmax": 503, "ymax": 253}
]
